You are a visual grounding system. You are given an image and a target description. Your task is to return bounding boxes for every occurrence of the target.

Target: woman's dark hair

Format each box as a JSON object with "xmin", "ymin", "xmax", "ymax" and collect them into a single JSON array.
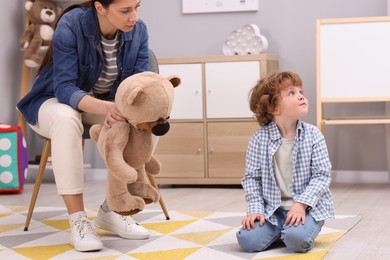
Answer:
[{"xmin": 36, "ymin": 0, "xmax": 116, "ymax": 75}]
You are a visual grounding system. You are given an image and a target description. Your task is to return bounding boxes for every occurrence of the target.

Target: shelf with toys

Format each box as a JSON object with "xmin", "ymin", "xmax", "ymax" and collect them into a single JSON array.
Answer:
[{"xmin": 18, "ymin": 0, "xmax": 78, "ymax": 135}]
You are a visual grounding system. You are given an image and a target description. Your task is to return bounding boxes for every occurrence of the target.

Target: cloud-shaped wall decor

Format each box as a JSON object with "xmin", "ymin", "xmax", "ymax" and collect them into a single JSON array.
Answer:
[{"xmin": 223, "ymin": 24, "xmax": 268, "ymax": 55}]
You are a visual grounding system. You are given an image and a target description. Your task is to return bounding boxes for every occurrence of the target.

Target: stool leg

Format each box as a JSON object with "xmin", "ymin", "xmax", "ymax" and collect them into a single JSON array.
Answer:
[
  {"xmin": 147, "ymin": 174, "xmax": 170, "ymax": 220},
  {"xmin": 24, "ymin": 139, "xmax": 51, "ymax": 231}
]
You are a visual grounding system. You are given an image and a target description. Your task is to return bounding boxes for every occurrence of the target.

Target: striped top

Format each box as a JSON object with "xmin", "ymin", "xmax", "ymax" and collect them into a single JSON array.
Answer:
[{"xmin": 93, "ymin": 32, "xmax": 120, "ymax": 96}]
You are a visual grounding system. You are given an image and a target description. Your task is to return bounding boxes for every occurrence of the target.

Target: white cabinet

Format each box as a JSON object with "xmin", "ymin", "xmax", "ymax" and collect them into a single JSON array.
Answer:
[
  {"xmin": 205, "ymin": 61, "xmax": 260, "ymax": 118},
  {"xmin": 159, "ymin": 64, "xmax": 203, "ymax": 119},
  {"xmin": 155, "ymin": 55, "xmax": 278, "ymax": 184}
]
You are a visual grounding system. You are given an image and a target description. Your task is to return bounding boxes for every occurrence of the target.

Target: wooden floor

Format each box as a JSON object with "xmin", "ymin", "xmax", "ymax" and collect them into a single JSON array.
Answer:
[{"xmin": 2, "ymin": 180, "xmax": 390, "ymax": 259}]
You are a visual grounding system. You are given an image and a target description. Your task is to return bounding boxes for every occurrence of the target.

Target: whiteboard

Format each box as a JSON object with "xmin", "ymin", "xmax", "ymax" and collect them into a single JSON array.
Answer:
[{"xmin": 317, "ymin": 17, "xmax": 390, "ymax": 101}]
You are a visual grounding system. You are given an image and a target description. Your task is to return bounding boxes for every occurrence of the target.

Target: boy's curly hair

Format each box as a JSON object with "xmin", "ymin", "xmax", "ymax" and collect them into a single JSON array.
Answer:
[{"xmin": 249, "ymin": 71, "xmax": 303, "ymax": 126}]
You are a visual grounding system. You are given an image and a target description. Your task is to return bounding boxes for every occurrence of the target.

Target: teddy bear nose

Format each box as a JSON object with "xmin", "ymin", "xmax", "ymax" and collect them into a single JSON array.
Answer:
[{"xmin": 152, "ymin": 122, "xmax": 170, "ymax": 136}]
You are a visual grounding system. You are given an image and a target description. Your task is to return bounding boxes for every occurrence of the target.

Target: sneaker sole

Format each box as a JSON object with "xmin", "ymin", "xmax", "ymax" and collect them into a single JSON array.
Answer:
[
  {"xmin": 94, "ymin": 219, "xmax": 150, "ymax": 240},
  {"xmin": 70, "ymin": 239, "xmax": 103, "ymax": 252}
]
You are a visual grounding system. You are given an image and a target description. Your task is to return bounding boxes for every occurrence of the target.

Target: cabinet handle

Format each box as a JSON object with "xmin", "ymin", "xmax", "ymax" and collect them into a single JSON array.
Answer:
[
  {"xmin": 195, "ymin": 90, "xmax": 199, "ymax": 94},
  {"xmin": 208, "ymin": 89, "xmax": 212, "ymax": 93},
  {"xmin": 209, "ymin": 148, "xmax": 214, "ymax": 153},
  {"xmin": 197, "ymin": 148, "xmax": 201, "ymax": 153}
]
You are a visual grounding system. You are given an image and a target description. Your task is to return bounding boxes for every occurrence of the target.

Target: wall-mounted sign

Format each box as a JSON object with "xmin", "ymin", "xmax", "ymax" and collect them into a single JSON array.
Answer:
[{"xmin": 182, "ymin": 0, "xmax": 259, "ymax": 14}]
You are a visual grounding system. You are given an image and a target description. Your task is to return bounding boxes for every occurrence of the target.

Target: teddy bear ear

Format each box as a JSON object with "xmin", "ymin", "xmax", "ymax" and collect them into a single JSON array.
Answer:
[
  {"xmin": 126, "ymin": 87, "xmax": 143, "ymax": 104},
  {"xmin": 56, "ymin": 6, "xmax": 63, "ymax": 15},
  {"xmin": 25, "ymin": 0, "xmax": 33, "ymax": 11},
  {"xmin": 167, "ymin": 75, "xmax": 181, "ymax": 88}
]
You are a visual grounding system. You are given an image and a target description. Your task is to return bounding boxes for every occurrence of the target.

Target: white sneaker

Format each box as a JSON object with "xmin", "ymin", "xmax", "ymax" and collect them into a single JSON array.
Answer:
[
  {"xmin": 70, "ymin": 217, "xmax": 103, "ymax": 252},
  {"xmin": 94, "ymin": 207, "xmax": 150, "ymax": 239}
]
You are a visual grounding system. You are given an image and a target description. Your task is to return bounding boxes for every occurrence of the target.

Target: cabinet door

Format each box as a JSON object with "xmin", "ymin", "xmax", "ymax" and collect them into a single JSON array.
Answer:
[
  {"xmin": 205, "ymin": 61, "xmax": 260, "ymax": 118},
  {"xmin": 159, "ymin": 64, "xmax": 203, "ymax": 119},
  {"xmin": 154, "ymin": 123, "xmax": 205, "ymax": 178},
  {"xmin": 207, "ymin": 121, "xmax": 259, "ymax": 178}
]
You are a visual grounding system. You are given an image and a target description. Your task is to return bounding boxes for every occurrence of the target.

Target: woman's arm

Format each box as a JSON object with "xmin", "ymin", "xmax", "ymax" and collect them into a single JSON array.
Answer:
[{"xmin": 78, "ymin": 95, "xmax": 125, "ymax": 128}]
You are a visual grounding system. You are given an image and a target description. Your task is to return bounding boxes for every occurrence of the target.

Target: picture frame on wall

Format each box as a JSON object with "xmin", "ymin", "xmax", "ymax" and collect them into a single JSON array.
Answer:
[{"xmin": 182, "ymin": 0, "xmax": 259, "ymax": 14}]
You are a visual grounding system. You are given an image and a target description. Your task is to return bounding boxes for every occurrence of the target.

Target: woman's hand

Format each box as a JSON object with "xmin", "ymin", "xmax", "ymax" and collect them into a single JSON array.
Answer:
[
  {"xmin": 104, "ymin": 103, "xmax": 126, "ymax": 128},
  {"xmin": 241, "ymin": 213, "xmax": 265, "ymax": 230}
]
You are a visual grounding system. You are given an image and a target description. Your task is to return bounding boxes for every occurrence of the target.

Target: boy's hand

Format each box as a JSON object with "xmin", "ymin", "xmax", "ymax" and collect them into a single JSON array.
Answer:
[
  {"xmin": 241, "ymin": 213, "xmax": 265, "ymax": 230},
  {"xmin": 285, "ymin": 202, "xmax": 308, "ymax": 226}
]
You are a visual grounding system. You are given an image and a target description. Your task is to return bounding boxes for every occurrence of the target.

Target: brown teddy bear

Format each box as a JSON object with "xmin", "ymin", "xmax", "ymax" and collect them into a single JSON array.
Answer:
[
  {"xmin": 90, "ymin": 71, "xmax": 181, "ymax": 216},
  {"xmin": 19, "ymin": 0, "xmax": 62, "ymax": 68}
]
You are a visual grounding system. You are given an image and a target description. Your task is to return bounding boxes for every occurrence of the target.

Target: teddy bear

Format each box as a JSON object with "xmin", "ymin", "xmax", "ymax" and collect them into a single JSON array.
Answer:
[
  {"xmin": 19, "ymin": 0, "xmax": 62, "ymax": 68},
  {"xmin": 90, "ymin": 71, "xmax": 181, "ymax": 216}
]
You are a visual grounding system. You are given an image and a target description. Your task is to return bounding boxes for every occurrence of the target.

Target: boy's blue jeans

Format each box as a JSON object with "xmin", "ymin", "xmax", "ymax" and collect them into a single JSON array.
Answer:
[{"xmin": 236, "ymin": 207, "xmax": 324, "ymax": 253}]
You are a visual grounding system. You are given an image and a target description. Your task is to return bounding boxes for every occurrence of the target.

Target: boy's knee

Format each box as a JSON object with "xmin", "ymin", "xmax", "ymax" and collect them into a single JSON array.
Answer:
[
  {"xmin": 282, "ymin": 229, "xmax": 313, "ymax": 253},
  {"xmin": 236, "ymin": 229, "xmax": 268, "ymax": 253},
  {"xmin": 236, "ymin": 229, "xmax": 255, "ymax": 252}
]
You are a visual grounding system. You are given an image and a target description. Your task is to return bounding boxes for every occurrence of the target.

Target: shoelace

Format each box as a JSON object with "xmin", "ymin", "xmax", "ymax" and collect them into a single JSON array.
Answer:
[
  {"xmin": 120, "ymin": 215, "xmax": 139, "ymax": 226},
  {"xmin": 73, "ymin": 217, "xmax": 95, "ymax": 238}
]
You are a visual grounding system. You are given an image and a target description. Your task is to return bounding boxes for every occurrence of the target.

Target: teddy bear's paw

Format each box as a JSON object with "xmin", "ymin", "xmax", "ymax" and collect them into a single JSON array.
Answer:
[
  {"xmin": 127, "ymin": 182, "xmax": 160, "ymax": 204},
  {"xmin": 24, "ymin": 54, "xmax": 42, "ymax": 68},
  {"xmin": 145, "ymin": 157, "xmax": 162, "ymax": 175},
  {"xmin": 108, "ymin": 195, "xmax": 145, "ymax": 215},
  {"xmin": 21, "ymin": 41, "xmax": 29, "ymax": 49},
  {"xmin": 24, "ymin": 59, "xmax": 40, "ymax": 68},
  {"xmin": 114, "ymin": 209, "xmax": 142, "ymax": 216}
]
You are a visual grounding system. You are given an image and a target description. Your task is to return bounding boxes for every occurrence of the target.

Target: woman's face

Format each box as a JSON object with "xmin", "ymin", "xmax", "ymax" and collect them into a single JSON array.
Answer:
[{"xmin": 103, "ymin": 0, "xmax": 140, "ymax": 32}]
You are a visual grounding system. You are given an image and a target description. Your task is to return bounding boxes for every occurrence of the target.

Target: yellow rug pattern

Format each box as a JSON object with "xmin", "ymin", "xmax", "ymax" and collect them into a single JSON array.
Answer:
[{"xmin": 0, "ymin": 205, "xmax": 361, "ymax": 259}]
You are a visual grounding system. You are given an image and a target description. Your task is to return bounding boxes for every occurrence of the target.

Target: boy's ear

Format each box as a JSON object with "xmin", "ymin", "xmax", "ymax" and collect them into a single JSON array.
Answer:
[{"xmin": 268, "ymin": 104, "xmax": 280, "ymax": 115}]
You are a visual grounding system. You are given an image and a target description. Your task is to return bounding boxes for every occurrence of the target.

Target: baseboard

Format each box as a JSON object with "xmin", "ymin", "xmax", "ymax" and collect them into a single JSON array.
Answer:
[
  {"xmin": 331, "ymin": 170, "xmax": 389, "ymax": 183},
  {"xmin": 25, "ymin": 165, "xmax": 107, "ymax": 183},
  {"xmin": 25, "ymin": 167, "xmax": 389, "ymax": 184}
]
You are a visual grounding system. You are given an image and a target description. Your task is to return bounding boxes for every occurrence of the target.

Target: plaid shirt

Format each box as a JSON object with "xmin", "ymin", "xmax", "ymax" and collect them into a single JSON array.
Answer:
[{"xmin": 242, "ymin": 121, "xmax": 335, "ymax": 225}]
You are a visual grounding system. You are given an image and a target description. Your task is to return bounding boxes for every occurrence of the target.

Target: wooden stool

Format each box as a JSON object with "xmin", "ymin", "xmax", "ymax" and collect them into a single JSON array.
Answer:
[{"xmin": 24, "ymin": 134, "xmax": 170, "ymax": 231}]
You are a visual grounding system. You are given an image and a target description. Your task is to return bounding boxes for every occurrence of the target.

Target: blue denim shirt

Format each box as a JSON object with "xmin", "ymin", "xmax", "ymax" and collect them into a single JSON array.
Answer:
[
  {"xmin": 242, "ymin": 121, "xmax": 334, "ymax": 225},
  {"xmin": 17, "ymin": 6, "xmax": 150, "ymax": 125}
]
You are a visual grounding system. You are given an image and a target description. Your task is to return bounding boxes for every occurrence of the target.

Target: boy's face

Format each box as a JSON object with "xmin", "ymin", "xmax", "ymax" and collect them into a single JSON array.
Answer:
[{"xmin": 275, "ymin": 85, "xmax": 308, "ymax": 119}]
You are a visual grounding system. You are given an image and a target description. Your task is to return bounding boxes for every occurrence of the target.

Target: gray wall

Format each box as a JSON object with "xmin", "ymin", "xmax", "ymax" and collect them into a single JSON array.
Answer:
[
  {"xmin": 1, "ymin": 0, "xmax": 24, "ymax": 125},
  {"xmin": 1, "ymin": 0, "xmax": 388, "ymax": 172},
  {"xmin": 139, "ymin": 0, "xmax": 389, "ymax": 172}
]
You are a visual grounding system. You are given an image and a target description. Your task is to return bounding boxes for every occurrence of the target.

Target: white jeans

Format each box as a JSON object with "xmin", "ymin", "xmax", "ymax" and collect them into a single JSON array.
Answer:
[
  {"xmin": 30, "ymin": 98, "xmax": 160, "ymax": 196},
  {"xmin": 30, "ymin": 98, "xmax": 105, "ymax": 195}
]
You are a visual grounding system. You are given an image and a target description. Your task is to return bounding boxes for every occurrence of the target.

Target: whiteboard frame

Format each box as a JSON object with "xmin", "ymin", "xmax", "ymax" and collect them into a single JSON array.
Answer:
[{"xmin": 316, "ymin": 16, "xmax": 390, "ymax": 130}]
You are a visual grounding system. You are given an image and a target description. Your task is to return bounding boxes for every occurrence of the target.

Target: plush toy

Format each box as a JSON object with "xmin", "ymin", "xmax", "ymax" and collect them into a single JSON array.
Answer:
[
  {"xmin": 90, "ymin": 71, "xmax": 181, "ymax": 216},
  {"xmin": 19, "ymin": 0, "xmax": 62, "ymax": 68}
]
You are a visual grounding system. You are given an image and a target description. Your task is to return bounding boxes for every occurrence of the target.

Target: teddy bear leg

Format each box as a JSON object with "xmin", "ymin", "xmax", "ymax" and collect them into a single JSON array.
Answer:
[
  {"xmin": 106, "ymin": 174, "xmax": 146, "ymax": 216},
  {"xmin": 127, "ymin": 169, "xmax": 160, "ymax": 204},
  {"xmin": 128, "ymin": 182, "xmax": 160, "ymax": 204},
  {"xmin": 23, "ymin": 38, "xmax": 43, "ymax": 68}
]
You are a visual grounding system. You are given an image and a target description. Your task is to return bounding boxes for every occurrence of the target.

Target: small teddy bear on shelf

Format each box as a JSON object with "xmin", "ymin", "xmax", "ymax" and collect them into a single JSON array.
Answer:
[
  {"xmin": 90, "ymin": 71, "xmax": 181, "ymax": 216},
  {"xmin": 19, "ymin": 0, "xmax": 62, "ymax": 68}
]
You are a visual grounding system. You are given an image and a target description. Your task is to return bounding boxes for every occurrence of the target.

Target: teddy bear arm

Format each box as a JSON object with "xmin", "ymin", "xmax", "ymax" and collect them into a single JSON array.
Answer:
[
  {"xmin": 103, "ymin": 123, "xmax": 138, "ymax": 184},
  {"xmin": 105, "ymin": 156, "xmax": 138, "ymax": 184},
  {"xmin": 145, "ymin": 156, "xmax": 162, "ymax": 176},
  {"xmin": 19, "ymin": 25, "xmax": 35, "ymax": 49},
  {"xmin": 27, "ymin": 37, "xmax": 43, "ymax": 54},
  {"xmin": 89, "ymin": 124, "xmax": 103, "ymax": 143}
]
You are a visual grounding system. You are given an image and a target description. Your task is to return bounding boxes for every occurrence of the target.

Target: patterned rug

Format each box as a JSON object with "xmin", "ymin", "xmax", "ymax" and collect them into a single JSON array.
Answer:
[{"xmin": 0, "ymin": 205, "xmax": 361, "ymax": 260}]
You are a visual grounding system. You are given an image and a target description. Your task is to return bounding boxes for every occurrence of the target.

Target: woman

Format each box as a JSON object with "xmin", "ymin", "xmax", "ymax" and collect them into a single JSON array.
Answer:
[{"xmin": 17, "ymin": 0, "xmax": 151, "ymax": 252}]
